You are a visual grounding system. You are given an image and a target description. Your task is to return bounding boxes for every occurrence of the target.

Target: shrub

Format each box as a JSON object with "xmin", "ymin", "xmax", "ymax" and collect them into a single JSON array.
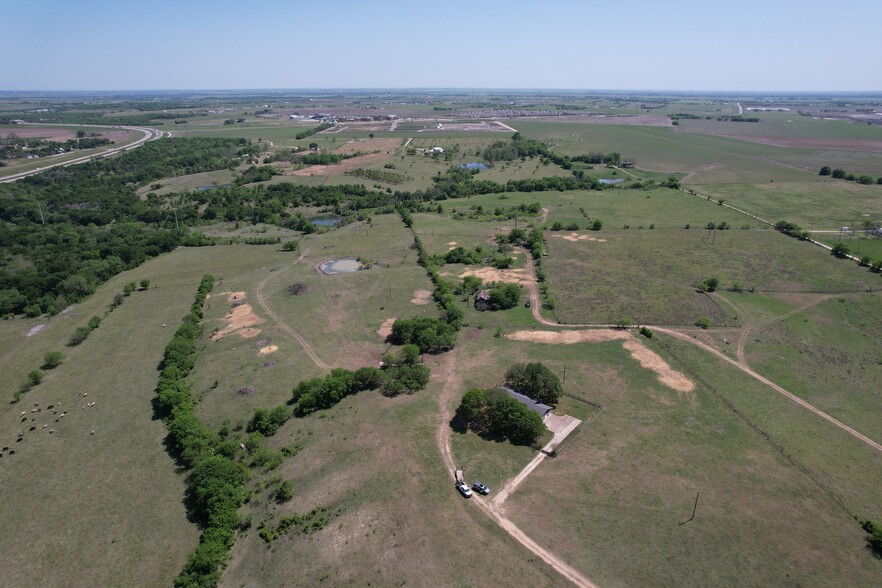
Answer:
[
  {"xmin": 695, "ymin": 317, "xmax": 711, "ymax": 329},
  {"xmin": 43, "ymin": 351, "xmax": 64, "ymax": 369},
  {"xmin": 28, "ymin": 369, "xmax": 44, "ymax": 386},
  {"xmin": 819, "ymin": 166, "xmax": 831, "ymax": 176},
  {"xmin": 140, "ymin": 278, "xmax": 151, "ymax": 289},
  {"xmin": 276, "ymin": 480, "xmax": 294, "ymax": 503},
  {"xmin": 591, "ymin": 219, "xmax": 603, "ymax": 231}
]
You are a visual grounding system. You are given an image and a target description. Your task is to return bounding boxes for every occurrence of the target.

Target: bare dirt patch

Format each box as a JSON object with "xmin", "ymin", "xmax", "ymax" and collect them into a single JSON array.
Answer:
[
  {"xmin": 211, "ymin": 292, "xmax": 264, "ymax": 340},
  {"xmin": 257, "ymin": 345, "xmax": 278, "ymax": 356},
  {"xmin": 551, "ymin": 233, "xmax": 607, "ymax": 243},
  {"xmin": 411, "ymin": 289, "xmax": 432, "ymax": 305},
  {"xmin": 24, "ymin": 324, "xmax": 47, "ymax": 337},
  {"xmin": 622, "ymin": 339, "xmax": 694, "ymax": 392},
  {"xmin": 377, "ymin": 318, "xmax": 395, "ymax": 340},
  {"xmin": 459, "ymin": 267, "xmax": 531, "ymax": 285},
  {"xmin": 506, "ymin": 329, "xmax": 629, "ymax": 344}
]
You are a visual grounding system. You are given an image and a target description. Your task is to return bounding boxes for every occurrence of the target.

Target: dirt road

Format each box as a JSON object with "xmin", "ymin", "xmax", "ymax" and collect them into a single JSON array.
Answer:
[
  {"xmin": 433, "ymin": 352, "xmax": 597, "ymax": 587},
  {"xmin": 653, "ymin": 326, "xmax": 882, "ymax": 453},
  {"xmin": 254, "ymin": 252, "xmax": 330, "ymax": 370}
]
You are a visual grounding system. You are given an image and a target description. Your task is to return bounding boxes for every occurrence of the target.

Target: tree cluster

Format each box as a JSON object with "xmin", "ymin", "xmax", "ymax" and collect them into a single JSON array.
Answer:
[
  {"xmin": 504, "ymin": 362, "xmax": 562, "ymax": 405},
  {"xmin": 454, "ymin": 388, "xmax": 545, "ymax": 445},
  {"xmin": 291, "ymin": 352, "xmax": 431, "ymax": 417},
  {"xmin": 820, "ymin": 165, "xmax": 880, "ymax": 185}
]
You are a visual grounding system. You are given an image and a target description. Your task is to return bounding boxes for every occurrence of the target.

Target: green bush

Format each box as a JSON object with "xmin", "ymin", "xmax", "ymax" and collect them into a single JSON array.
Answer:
[
  {"xmin": 695, "ymin": 317, "xmax": 712, "ymax": 329},
  {"xmin": 43, "ymin": 351, "xmax": 64, "ymax": 369},
  {"xmin": 504, "ymin": 362, "xmax": 562, "ymax": 405}
]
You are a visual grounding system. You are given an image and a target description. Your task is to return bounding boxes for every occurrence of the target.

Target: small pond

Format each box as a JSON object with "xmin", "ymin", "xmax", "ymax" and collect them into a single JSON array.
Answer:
[
  {"xmin": 598, "ymin": 178, "xmax": 625, "ymax": 185},
  {"xmin": 319, "ymin": 258, "xmax": 363, "ymax": 275},
  {"xmin": 460, "ymin": 162, "xmax": 489, "ymax": 170},
  {"xmin": 310, "ymin": 215, "xmax": 342, "ymax": 227}
]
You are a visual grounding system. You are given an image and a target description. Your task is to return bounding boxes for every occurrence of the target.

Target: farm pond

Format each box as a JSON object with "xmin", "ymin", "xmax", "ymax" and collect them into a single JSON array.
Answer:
[{"xmin": 319, "ymin": 258, "xmax": 364, "ymax": 275}]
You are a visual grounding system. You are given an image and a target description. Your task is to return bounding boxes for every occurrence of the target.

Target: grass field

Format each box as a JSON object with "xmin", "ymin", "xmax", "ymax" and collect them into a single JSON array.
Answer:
[
  {"xmin": 702, "ymin": 181, "xmax": 882, "ymax": 228},
  {"xmin": 544, "ymin": 226, "xmax": 879, "ymax": 326},
  {"xmin": 501, "ymin": 336, "xmax": 882, "ymax": 587},
  {"xmin": 739, "ymin": 292, "xmax": 882, "ymax": 443},
  {"xmin": 0, "ymin": 244, "xmax": 291, "ymax": 587}
]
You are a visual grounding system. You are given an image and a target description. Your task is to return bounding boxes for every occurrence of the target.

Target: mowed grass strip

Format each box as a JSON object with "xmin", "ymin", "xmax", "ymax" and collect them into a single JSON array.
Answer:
[
  {"xmin": 544, "ymin": 227, "xmax": 879, "ymax": 326},
  {"xmin": 501, "ymin": 338, "xmax": 882, "ymax": 587}
]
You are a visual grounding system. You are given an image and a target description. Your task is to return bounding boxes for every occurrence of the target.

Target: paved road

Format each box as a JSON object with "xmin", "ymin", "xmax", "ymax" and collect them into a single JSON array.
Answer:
[{"xmin": 0, "ymin": 123, "xmax": 161, "ymax": 183}]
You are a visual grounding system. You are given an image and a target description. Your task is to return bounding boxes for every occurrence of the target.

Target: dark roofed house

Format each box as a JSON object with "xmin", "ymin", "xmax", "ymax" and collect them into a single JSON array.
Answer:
[
  {"xmin": 499, "ymin": 387, "xmax": 552, "ymax": 421},
  {"xmin": 474, "ymin": 289, "xmax": 492, "ymax": 311}
]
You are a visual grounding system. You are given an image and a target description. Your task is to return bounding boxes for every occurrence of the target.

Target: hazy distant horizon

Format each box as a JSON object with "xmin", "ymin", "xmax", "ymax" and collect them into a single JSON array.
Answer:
[{"xmin": 3, "ymin": 0, "xmax": 880, "ymax": 92}]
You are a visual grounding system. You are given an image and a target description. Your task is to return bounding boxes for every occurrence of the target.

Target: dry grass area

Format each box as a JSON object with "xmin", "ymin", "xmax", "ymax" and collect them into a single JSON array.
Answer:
[
  {"xmin": 459, "ymin": 266, "xmax": 531, "ymax": 285},
  {"xmin": 506, "ymin": 330, "xmax": 693, "ymax": 393},
  {"xmin": 289, "ymin": 150, "xmax": 395, "ymax": 177},
  {"xmin": 506, "ymin": 329, "xmax": 628, "ymax": 344},
  {"xmin": 499, "ymin": 338, "xmax": 880, "ymax": 586},
  {"xmin": 334, "ymin": 137, "xmax": 402, "ymax": 154}
]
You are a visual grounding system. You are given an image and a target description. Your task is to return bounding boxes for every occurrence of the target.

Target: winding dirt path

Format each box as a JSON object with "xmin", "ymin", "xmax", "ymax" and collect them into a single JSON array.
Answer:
[
  {"xmin": 254, "ymin": 252, "xmax": 330, "ymax": 370},
  {"xmin": 433, "ymin": 352, "xmax": 596, "ymax": 588}
]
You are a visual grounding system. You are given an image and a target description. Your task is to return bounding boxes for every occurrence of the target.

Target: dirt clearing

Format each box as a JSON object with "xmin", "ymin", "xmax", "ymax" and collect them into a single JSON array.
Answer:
[
  {"xmin": 377, "ymin": 317, "xmax": 395, "ymax": 340},
  {"xmin": 459, "ymin": 267, "xmax": 532, "ymax": 285},
  {"xmin": 411, "ymin": 290, "xmax": 432, "ymax": 305},
  {"xmin": 506, "ymin": 329, "xmax": 629, "ymax": 344},
  {"xmin": 551, "ymin": 233, "xmax": 607, "ymax": 243},
  {"xmin": 622, "ymin": 339, "xmax": 694, "ymax": 392},
  {"xmin": 257, "ymin": 345, "xmax": 278, "ymax": 356},
  {"xmin": 211, "ymin": 292, "xmax": 264, "ymax": 340}
]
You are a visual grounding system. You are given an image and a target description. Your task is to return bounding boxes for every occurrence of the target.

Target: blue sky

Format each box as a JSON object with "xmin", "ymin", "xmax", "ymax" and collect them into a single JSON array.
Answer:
[{"xmin": 1, "ymin": 0, "xmax": 879, "ymax": 91}]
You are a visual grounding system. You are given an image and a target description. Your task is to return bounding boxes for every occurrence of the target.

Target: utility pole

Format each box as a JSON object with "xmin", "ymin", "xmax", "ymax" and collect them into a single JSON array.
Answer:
[
  {"xmin": 562, "ymin": 364, "xmax": 567, "ymax": 384},
  {"xmin": 174, "ymin": 208, "xmax": 179, "ymax": 230},
  {"xmin": 37, "ymin": 201, "xmax": 45, "ymax": 224}
]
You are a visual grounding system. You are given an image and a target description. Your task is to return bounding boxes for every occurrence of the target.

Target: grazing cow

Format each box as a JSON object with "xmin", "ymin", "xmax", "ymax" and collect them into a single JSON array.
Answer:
[
  {"xmin": 29, "ymin": 426, "xmax": 35, "ymax": 431},
  {"xmin": 8, "ymin": 450, "xmax": 14, "ymax": 455}
]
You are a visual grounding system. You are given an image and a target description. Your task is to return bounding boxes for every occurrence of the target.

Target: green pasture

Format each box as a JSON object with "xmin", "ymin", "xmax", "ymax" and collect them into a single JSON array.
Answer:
[
  {"xmin": 503, "ymin": 336, "xmax": 882, "ymax": 587},
  {"xmin": 704, "ymin": 181, "xmax": 882, "ymax": 227},
  {"xmin": 221, "ymin": 366, "xmax": 568, "ymax": 587},
  {"xmin": 543, "ymin": 227, "xmax": 879, "ymax": 326},
  {"xmin": 741, "ymin": 293, "xmax": 882, "ymax": 443},
  {"xmin": 0, "ymin": 245, "xmax": 291, "ymax": 587}
]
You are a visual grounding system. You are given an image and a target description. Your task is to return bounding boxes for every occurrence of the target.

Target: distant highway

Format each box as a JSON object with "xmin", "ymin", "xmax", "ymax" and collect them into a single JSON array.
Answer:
[{"xmin": 0, "ymin": 123, "xmax": 163, "ymax": 183}]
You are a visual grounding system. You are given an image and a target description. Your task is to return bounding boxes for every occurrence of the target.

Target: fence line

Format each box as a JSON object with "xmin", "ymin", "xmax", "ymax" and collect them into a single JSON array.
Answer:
[{"xmin": 649, "ymin": 336, "xmax": 860, "ymax": 521}]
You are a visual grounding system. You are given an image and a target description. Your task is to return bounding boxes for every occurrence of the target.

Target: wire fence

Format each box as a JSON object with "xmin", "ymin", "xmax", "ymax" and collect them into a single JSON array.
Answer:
[{"xmin": 649, "ymin": 335, "xmax": 861, "ymax": 521}]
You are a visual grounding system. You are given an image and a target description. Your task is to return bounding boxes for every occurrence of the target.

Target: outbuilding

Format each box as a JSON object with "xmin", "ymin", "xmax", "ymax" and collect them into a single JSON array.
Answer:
[{"xmin": 499, "ymin": 387, "xmax": 553, "ymax": 421}]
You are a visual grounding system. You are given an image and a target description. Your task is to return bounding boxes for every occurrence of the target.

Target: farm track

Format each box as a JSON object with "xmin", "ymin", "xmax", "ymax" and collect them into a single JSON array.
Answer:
[
  {"xmin": 519, "ymin": 248, "xmax": 882, "ymax": 453},
  {"xmin": 433, "ymin": 351, "xmax": 596, "ymax": 588},
  {"xmin": 255, "ymin": 251, "xmax": 330, "ymax": 370}
]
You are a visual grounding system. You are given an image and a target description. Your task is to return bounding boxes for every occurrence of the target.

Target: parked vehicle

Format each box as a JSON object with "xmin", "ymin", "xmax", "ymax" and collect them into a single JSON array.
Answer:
[
  {"xmin": 472, "ymin": 482, "xmax": 490, "ymax": 495},
  {"xmin": 456, "ymin": 482, "xmax": 473, "ymax": 498}
]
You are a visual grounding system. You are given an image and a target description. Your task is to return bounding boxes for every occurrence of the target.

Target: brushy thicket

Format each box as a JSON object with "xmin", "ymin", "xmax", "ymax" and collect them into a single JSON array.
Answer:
[{"xmin": 151, "ymin": 275, "xmax": 250, "ymax": 588}]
